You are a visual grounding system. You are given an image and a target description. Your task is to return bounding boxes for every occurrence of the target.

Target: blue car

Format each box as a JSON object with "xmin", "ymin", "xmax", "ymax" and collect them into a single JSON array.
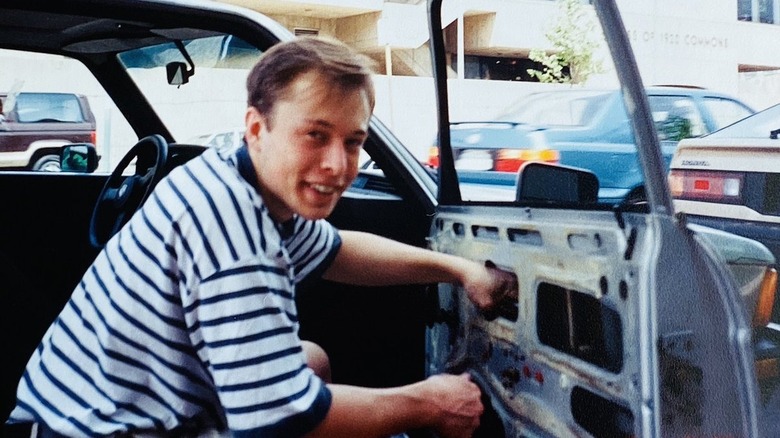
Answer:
[{"xmin": 432, "ymin": 86, "xmax": 754, "ymax": 204}]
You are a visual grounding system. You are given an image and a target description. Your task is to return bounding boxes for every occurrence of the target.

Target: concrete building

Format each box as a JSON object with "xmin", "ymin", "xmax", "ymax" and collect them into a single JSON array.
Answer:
[
  {"xmin": 2, "ymin": 1, "xmax": 777, "ymax": 164},
  {"xmin": 213, "ymin": 0, "xmax": 779, "ymax": 158},
  {"xmin": 220, "ymin": 0, "xmax": 780, "ymax": 108}
]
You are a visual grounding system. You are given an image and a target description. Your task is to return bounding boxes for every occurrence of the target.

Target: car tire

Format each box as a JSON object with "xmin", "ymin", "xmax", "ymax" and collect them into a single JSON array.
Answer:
[{"xmin": 31, "ymin": 154, "xmax": 61, "ymax": 172}]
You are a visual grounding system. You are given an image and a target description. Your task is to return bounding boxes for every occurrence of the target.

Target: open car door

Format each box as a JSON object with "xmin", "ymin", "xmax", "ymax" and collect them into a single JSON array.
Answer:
[{"xmin": 423, "ymin": 0, "xmax": 764, "ymax": 436}]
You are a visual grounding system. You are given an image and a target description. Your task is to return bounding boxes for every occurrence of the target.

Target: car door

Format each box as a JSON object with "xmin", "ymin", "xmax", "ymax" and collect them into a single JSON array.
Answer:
[{"xmin": 423, "ymin": 0, "xmax": 761, "ymax": 436}]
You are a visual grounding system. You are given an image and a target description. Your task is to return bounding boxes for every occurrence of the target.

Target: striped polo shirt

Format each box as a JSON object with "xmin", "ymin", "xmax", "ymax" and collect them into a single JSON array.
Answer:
[{"xmin": 9, "ymin": 143, "xmax": 340, "ymax": 437}]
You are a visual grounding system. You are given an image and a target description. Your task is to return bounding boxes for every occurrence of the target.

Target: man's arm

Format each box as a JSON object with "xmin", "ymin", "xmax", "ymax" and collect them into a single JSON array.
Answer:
[
  {"xmin": 306, "ymin": 373, "xmax": 483, "ymax": 438},
  {"xmin": 323, "ymin": 230, "xmax": 517, "ymax": 310}
]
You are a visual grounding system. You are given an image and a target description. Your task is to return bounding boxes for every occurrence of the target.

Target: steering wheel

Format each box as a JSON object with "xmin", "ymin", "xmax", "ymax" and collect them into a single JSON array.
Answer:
[{"xmin": 89, "ymin": 134, "xmax": 168, "ymax": 248}]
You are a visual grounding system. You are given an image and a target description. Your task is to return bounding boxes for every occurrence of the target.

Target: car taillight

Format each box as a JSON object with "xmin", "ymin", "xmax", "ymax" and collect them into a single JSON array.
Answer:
[
  {"xmin": 90, "ymin": 130, "xmax": 97, "ymax": 146},
  {"xmin": 427, "ymin": 146, "xmax": 439, "ymax": 168},
  {"xmin": 754, "ymin": 267, "xmax": 778, "ymax": 328},
  {"xmin": 668, "ymin": 169, "xmax": 744, "ymax": 203},
  {"xmin": 494, "ymin": 149, "xmax": 559, "ymax": 172}
]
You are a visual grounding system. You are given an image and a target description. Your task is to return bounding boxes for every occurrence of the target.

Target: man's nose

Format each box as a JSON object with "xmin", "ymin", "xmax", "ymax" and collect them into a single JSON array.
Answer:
[{"xmin": 321, "ymin": 141, "xmax": 348, "ymax": 174}]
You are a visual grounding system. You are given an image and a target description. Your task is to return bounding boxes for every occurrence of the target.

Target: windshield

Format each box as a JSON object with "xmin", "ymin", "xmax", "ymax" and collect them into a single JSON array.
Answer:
[
  {"xmin": 710, "ymin": 103, "xmax": 780, "ymax": 138},
  {"xmin": 116, "ymin": 34, "xmax": 262, "ymax": 145},
  {"xmin": 14, "ymin": 93, "xmax": 86, "ymax": 123},
  {"xmin": 497, "ymin": 90, "xmax": 614, "ymax": 127}
]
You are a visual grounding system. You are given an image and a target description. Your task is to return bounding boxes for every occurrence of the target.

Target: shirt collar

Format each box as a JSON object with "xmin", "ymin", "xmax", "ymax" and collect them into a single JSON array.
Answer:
[{"xmin": 236, "ymin": 140, "xmax": 296, "ymax": 240}]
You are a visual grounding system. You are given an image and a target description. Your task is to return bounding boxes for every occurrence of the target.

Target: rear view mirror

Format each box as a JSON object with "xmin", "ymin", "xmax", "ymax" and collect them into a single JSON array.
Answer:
[
  {"xmin": 166, "ymin": 40, "xmax": 196, "ymax": 86},
  {"xmin": 516, "ymin": 162, "xmax": 599, "ymax": 205},
  {"xmin": 61, "ymin": 143, "xmax": 99, "ymax": 173},
  {"xmin": 166, "ymin": 61, "xmax": 193, "ymax": 86}
]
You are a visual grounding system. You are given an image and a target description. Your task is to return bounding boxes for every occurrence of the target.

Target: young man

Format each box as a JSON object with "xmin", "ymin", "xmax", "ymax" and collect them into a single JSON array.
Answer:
[{"xmin": 8, "ymin": 37, "xmax": 517, "ymax": 438}]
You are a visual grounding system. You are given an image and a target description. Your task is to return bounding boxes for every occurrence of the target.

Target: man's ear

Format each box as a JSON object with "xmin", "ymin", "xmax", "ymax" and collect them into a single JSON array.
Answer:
[{"xmin": 244, "ymin": 106, "xmax": 264, "ymax": 144}]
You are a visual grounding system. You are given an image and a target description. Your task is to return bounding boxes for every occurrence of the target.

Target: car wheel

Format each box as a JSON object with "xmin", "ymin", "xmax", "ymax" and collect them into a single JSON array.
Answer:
[{"xmin": 32, "ymin": 154, "xmax": 61, "ymax": 172}]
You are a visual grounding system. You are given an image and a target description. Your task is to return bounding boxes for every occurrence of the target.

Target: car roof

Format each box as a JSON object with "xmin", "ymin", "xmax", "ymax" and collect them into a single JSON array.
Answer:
[{"xmin": 0, "ymin": 0, "xmax": 290, "ymax": 57}]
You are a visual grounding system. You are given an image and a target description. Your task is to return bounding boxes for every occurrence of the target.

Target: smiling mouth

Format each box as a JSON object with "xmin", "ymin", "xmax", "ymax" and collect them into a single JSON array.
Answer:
[{"xmin": 310, "ymin": 183, "xmax": 342, "ymax": 195}]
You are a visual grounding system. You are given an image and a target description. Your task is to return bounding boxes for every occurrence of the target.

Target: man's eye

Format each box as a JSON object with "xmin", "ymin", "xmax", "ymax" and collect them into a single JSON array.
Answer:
[
  {"xmin": 346, "ymin": 139, "xmax": 365, "ymax": 151},
  {"xmin": 308, "ymin": 131, "xmax": 327, "ymax": 142}
]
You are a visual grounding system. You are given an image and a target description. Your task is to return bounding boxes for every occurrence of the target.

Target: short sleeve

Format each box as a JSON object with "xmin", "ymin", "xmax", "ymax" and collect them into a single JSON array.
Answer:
[{"xmin": 285, "ymin": 218, "xmax": 341, "ymax": 283}]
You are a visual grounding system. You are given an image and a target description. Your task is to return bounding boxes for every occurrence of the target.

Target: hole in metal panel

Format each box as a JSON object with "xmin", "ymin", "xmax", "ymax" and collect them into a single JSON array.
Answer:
[
  {"xmin": 571, "ymin": 386, "xmax": 634, "ymax": 437},
  {"xmin": 536, "ymin": 282, "xmax": 623, "ymax": 373},
  {"xmin": 507, "ymin": 228, "xmax": 542, "ymax": 246}
]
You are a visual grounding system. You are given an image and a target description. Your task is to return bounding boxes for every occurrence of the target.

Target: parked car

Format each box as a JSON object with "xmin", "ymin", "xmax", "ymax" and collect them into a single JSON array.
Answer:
[
  {"xmin": 0, "ymin": 0, "xmax": 777, "ymax": 437},
  {"xmin": 0, "ymin": 92, "xmax": 97, "ymax": 171},
  {"xmin": 428, "ymin": 87, "xmax": 754, "ymax": 204},
  {"xmin": 670, "ymin": 103, "xmax": 780, "ymax": 327}
]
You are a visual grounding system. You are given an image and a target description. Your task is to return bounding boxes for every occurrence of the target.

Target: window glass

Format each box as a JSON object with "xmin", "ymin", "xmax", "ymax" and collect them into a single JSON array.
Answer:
[
  {"xmin": 117, "ymin": 35, "xmax": 262, "ymax": 148},
  {"xmin": 648, "ymin": 95, "xmax": 707, "ymax": 140},
  {"xmin": 760, "ymin": 0, "xmax": 776, "ymax": 23},
  {"xmin": 0, "ymin": 50, "xmax": 134, "ymax": 172},
  {"xmin": 702, "ymin": 97, "xmax": 755, "ymax": 130},
  {"xmin": 15, "ymin": 93, "xmax": 85, "ymax": 123},
  {"xmin": 739, "ymin": 0, "xmax": 753, "ymax": 21}
]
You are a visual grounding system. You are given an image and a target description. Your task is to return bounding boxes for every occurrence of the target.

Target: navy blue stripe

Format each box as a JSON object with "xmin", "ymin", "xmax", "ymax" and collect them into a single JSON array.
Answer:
[
  {"xmin": 208, "ymin": 326, "xmax": 294, "ymax": 349},
  {"xmin": 299, "ymin": 231, "xmax": 342, "ymax": 283},
  {"xmin": 100, "ymin": 344, "xmax": 214, "ymax": 410},
  {"xmin": 105, "ymin": 250, "xmax": 187, "ymax": 330},
  {"xmin": 183, "ymin": 284, "xmax": 291, "ymax": 315},
  {"xmin": 227, "ymin": 373, "xmax": 315, "ymax": 414},
  {"xmin": 63, "ymin": 298, "xmax": 214, "ymax": 425},
  {"xmin": 51, "ymin": 322, "xmax": 168, "ymax": 428},
  {"xmin": 68, "ymin": 295, "xmax": 212, "ymax": 416},
  {"xmin": 44, "ymin": 344, "xmax": 159, "ymax": 429},
  {"xmin": 227, "ymin": 147, "xmax": 268, "ymax": 255},
  {"xmin": 167, "ymin": 179, "xmax": 220, "ymax": 272},
  {"xmin": 218, "ymin": 363, "xmax": 307, "ymax": 393},
  {"xmin": 90, "ymin": 264, "xmax": 192, "ymax": 353},
  {"xmin": 255, "ymin": 206, "xmax": 267, "ymax": 252},
  {"xmin": 132, "ymin": 214, "xmax": 180, "ymax": 286},
  {"xmin": 200, "ymin": 305, "xmax": 282, "ymax": 328},
  {"xmin": 153, "ymin": 188, "xmax": 202, "ymax": 282},
  {"xmin": 142, "ymin": 193, "xmax": 177, "ymax": 259},
  {"xmin": 232, "ymin": 382, "xmax": 331, "ymax": 438},
  {"xmin": 37, "ymin": 358, "xmax": 129, "ymax": 430},
  {"xmin": 201, "ymin": 263, "xmax": 287, "ymax": 284},
  {"xmin": 235, "ymin": 143, "xmax": 258, "ymax": 190},
  {"xmin": 114, "ymin": 239, "xmax": 186, "ymax": 329},
  {"xmin": 65, "ymin": 295, "xmax": 213, "ymax": 396},
  {"xmin": 287, "ymin": 219, "xmax": 317, "ymax": 257},
  {"xmin": 211, "ymin": 345, "xmax": 301, "ymax": 371},
  {"xmin": 17, "ymin": 374, "xmax": 96, "ymax": 437},
  {"xmin": 203, "ymin": 157, "xmax": 257, "ymax": 255},
  {"xmin": 184, "ymin": 165, "xmax": 239, "ymax": 261},
  {"xmin": 292, "ymin": 226, "xmax": 326, "ymax": 274}
]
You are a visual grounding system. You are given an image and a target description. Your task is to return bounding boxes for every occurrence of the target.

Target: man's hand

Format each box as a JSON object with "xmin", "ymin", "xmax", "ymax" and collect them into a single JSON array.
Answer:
[
  {"xmin": 423, "ymin": 373, "xmax": 484, "ymax": 438},
  {"xmin": 461, "ymin": 261, "xmax": 518, "ymax": 313}
]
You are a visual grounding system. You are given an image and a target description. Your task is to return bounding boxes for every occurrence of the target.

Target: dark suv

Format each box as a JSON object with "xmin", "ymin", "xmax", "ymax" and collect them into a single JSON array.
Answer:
[{"xmin": 0, "ymin": 92, "xmax": 96, "ymax": 171}]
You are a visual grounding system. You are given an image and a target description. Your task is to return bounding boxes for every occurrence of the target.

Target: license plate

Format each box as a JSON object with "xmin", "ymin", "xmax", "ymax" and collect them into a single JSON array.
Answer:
[{"xmin": 455, "ymin": 149, "xmax": 493, "ymax": 171}]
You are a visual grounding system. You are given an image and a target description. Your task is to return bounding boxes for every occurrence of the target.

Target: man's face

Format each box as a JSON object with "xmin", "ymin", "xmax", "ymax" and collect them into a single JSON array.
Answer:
[{"xmin": 245, "ymin": 71, "xmax": 371, "ymax": 222}]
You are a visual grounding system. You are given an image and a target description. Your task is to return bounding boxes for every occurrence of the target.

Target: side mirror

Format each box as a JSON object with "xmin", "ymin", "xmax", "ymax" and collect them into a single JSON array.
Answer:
[
  {"xmin": 515, "ymin": 162, "xmax": 599, "ymax": 205},
  {"xmin": 61, "ymin": 143, "xmax": 99, "ymax": 173}
]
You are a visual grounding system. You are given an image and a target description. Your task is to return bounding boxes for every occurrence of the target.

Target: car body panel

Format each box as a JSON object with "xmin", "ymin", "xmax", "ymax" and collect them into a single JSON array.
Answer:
[{"xmin": 671, "ymin": 104, "xmax": 780, "ymax": 330}]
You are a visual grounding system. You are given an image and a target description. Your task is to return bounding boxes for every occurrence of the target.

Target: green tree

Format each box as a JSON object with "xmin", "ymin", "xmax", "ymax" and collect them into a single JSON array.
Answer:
[{"xmin": 527, "ymin": 0, "xmax": 603, "ymax": 84}]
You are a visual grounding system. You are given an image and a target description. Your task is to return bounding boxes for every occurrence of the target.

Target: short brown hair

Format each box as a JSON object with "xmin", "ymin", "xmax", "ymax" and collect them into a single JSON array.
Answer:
[{"xmin": 246, "ymin": 37, "xmax": 376, "ymax": 122}]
